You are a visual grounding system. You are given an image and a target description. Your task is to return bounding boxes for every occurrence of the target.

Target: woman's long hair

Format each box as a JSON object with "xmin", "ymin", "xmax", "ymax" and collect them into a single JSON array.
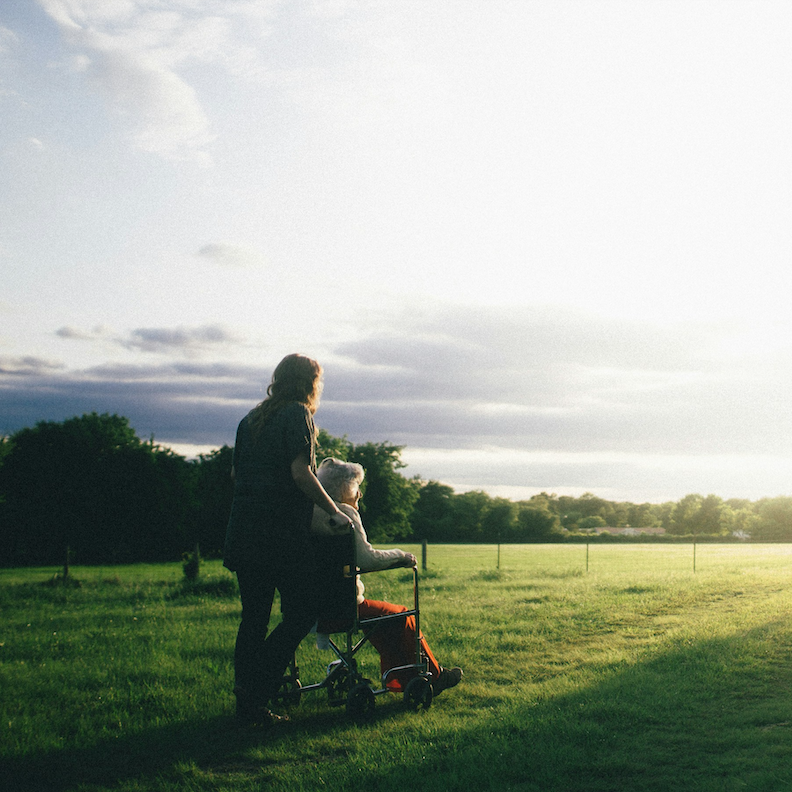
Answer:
[{"xmin": 248, "ymin": 354, "xmax": 323, "ymax": 437}]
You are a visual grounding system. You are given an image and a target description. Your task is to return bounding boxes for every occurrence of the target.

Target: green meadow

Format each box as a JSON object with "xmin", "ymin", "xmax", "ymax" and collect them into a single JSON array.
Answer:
[{"xmin": 3, "ymin": 544, "xmax": 792, "ymax": 791}]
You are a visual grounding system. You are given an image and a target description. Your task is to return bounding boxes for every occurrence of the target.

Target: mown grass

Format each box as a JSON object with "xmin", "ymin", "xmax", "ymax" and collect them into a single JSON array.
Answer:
[{"xmin": 3, "ymin": 545, "xmax": 792, "ymax": 791}]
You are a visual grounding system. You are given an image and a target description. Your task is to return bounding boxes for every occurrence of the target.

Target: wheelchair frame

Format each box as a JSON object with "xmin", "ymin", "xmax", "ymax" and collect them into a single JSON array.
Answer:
[{"xmin": 274, "ymin": 532, "xmax": 434, "ymax": 717}]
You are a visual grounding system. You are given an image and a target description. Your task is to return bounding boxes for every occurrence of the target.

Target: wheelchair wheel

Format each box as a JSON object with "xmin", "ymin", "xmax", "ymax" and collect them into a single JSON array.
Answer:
[
  {"xmin": 272, "ymin": 677, "xmax": 302, "ymax": 709},
  {"xmin": 346, "ymin": 683, "xmax": 375, "ymax": 718},
  {"xmin": 404, "ymin": 676, "xmax": 433, "ymax": 711}
]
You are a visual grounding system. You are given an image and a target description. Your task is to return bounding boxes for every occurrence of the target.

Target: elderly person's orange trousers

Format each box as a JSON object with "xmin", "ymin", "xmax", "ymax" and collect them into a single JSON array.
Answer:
[{"xmin": 358, "ymin": 599, "xmax": 441, "ymax": 691}]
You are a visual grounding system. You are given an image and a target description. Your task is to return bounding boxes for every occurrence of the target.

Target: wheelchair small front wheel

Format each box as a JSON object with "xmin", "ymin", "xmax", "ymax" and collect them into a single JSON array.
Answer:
[
  {"xmin": 346, "ymin": 683, "xmax": 375, "ymax": 718},
  {"xmin": 327, "ymin": 666, "xmax": 348, "ymax": 705},
  {"xmin": 404, "ymin": 676, "xmax": 433, "ymax": 711}
]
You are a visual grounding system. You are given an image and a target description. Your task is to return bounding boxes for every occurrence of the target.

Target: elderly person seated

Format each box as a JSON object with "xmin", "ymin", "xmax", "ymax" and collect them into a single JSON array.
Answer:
[{"xmin": 311, "ymin": 457, "xmax": 463, "ymax": 695}]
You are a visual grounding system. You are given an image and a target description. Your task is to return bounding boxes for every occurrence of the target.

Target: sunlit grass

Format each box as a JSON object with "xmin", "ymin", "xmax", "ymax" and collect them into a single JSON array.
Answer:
[{"xmin": 3, "ymin": 546, "xmax": 792, "ymax": 791}]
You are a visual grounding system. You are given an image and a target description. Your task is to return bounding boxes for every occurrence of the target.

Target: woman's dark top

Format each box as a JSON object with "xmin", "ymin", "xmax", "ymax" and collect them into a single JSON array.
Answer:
[{"xmin": 223, "ymin": 402, "xmax": 316, "ymax": 571}]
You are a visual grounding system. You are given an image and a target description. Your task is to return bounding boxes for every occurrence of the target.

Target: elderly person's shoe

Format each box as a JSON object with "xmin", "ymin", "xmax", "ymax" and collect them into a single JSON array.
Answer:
[{"xmin": 433, "ymin": 666, "xmax": 463, "ymax": 695}]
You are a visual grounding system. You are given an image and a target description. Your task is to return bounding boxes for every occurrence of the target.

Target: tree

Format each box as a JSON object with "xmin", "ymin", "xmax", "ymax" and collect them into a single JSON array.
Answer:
[
  {"xmin": 514, "ymin": 500, "xmax": 562, "ymax": 541},
  {"xmin": 667, "ymin": 493, "xmax": 727, "ymax": 536},
  {"xmin": 0, "ymin": 413, "xmax": 195, "ymax": 565},
  {"xmin": 753, "ymin": 497, "xmax": 792, "ymax": 541},
  {"xmin": 720, "ymin": 504, "xmax": 760, "ymax": 539},
  {"xmin": 0, "ymin": 413, "xmax": 137, "ymax": 564},
  {"xmin": 0, "ymin": 436, "xmax": 9, "ymax": 511},
  {"xmin": 625, "ymin": 502, "xmax": 660, "ymax": 529},
  {"xmin": 654, "ymin": 501, "xmax": 676, "ymax": 532},
  {"xmin": 411, "ymin": 481, "xmax": 455, "ymax": 540},
  {"xmin": 578, "ymin": 515, "xmax": 607, "ymax": 531},
  {"xmin": 192, "ymin": 445, "xmax": 234, "ymax": 557},
  {"xmin": 445, "ymin": 490, "xmax": 492, "ymax": 543},
  {"xmin": 316, "ymin": 429, "xmax": 353, "ymax": 462},
  {"xmin": 560, "ymin": 511, "xmax": 584, "ymax": 532},
  {"xmin": 480, "ymin": 497, "xmax": 517, "ymax": 542},
  {"xmin": 0, "ymin": 435, "xmax": 10, "ymax": 467},
  {"xmin": 10, "ymin": 412, "xmax": 792, "ymax": 567},
  {"xmin": 691, "ymin": 494, "xmax": 725, "ymax": 535},
  {"xmin": 348, "ymin": 441, "xmax": 419, "ymax": 541},
  {"xmin": 669, "ymin": 494, "xmax": 703, "ymax": 535},
  {"xmin": 127, "ymin": 443, "xmax": 196, "ymax": 562},
  {"xmin": 576, "ymin": 492, "xmax": 611, "ymax": 518}
]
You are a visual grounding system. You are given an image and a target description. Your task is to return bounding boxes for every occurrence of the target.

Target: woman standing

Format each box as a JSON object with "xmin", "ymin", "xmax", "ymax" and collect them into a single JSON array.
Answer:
[{"xmin": 223, "ymin": 354, "xmax": 352, "ymax": 727}]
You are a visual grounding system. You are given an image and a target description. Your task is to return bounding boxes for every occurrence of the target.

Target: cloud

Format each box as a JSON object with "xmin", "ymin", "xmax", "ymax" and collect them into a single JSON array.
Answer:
[
  {"xmin": 38, "ymin": 0, "xmax": 217, "ymax": 162},
  {"xmin": 0, "ymin": 24, "xmax": 19, "ymax": 95},
  {"xmin": 55, "ymin": 322, "xmax": 247, "ymax": 358},
  {"xmin": 316, "ymin": 304, "xmax": 792, "ymax": 458},
  {"xmin": 0, "ymin": 356, "xmax": 65, "ymax": 375},
  {"xmin": 326, "ymin": 306, "xmax": 705, "ymax": 406},
  {"xmin": 33, "ymin": 1, "xmax": 423, "ymax": 164},
  {"xmin": 100, "ymin": 48, "xmax": 213, "ymax": 160},
  {"xmin": 119, "ymin": 324, "xmax": 242, "ymax": 355},
  {"xmin": 196, "ymin": 242, "xmax": 262, "ymax": 267},
  {"xmin": 3, "ymin": 304, "xmax": 792, "ymax": 500},
  {"xmin": 0, "ymin": 25, "xmax": 19, "ymax": 55},
  {"xmin": 0, "ymin": 359, "xmax": 263, "ymax": 443},
  {"xmin": 399, "ymin": 446, "xmax": 792, "ymax": 504},
  {"xmin": 56, "ymin": 325, "xmax": 111, "ymax": 340}
]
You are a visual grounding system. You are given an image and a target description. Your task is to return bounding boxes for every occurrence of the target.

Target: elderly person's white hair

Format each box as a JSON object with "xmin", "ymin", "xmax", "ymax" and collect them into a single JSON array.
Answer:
[{"xmin": 317, "ymin": 457, "xmax": 365, "ymax": 503}]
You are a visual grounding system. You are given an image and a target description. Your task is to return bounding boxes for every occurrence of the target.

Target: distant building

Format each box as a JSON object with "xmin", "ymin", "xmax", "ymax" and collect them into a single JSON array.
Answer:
[{"xmin": 590, "ymin": 526, "xmax": 666, "ymax": 537}]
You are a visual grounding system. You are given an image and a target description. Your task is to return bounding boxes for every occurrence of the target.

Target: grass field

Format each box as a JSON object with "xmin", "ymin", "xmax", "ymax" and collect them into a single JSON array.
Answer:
[{"xmin": 3, "ymin": 544, "xmax": 792, "ymax": 791}]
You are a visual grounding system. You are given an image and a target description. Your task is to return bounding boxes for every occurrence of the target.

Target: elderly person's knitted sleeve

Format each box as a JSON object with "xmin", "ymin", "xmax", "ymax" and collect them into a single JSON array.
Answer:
[{"xmin": 311, "ymin": 502, "xmax": 410, "ymax": 572}]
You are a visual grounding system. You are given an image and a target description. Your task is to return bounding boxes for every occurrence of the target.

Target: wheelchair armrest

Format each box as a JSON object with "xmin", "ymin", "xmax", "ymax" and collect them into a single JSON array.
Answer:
[{"xmin": 358, "ymin": 561, "xmax": 416, "ymax": 574}]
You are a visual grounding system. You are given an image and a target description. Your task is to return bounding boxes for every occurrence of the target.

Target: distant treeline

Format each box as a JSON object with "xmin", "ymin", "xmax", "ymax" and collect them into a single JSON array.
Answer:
[{"xmin": 1, "ymin": 413, "xmax": 792, "ymax": 566}]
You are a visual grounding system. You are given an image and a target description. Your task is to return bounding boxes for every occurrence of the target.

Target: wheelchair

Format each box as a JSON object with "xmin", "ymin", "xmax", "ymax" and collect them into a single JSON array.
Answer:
[{"xmin": 273, "ymin": 532, "xmax": 434, "ymax": 718}]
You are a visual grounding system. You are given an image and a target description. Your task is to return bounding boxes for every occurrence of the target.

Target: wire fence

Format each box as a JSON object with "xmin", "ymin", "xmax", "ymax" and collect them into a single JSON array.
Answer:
[{"xmin": 414, "ymin": 541, "xmax": 792, "ymax": 577}]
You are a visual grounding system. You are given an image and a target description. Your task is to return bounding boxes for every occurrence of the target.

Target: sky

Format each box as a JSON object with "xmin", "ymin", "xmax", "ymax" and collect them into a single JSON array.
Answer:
[{"xmin": 2, "ymin": 0, "xmax": 792, "ymax": 505}]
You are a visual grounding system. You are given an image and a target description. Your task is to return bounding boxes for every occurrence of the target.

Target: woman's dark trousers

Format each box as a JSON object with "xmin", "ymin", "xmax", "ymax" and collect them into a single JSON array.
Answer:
[{"xmin": 234, "ymin": 545, "xmax": 321, "ymax": 708}]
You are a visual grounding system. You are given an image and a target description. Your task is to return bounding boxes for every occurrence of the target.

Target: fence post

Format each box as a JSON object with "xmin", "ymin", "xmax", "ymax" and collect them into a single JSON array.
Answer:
[
  {"xmin": 421, "ymin": 538, "xmax": 427, "ymax": 571},
  {"xmin": 586, "ymin": 542, "xmax": 589, "ymax": 573}
]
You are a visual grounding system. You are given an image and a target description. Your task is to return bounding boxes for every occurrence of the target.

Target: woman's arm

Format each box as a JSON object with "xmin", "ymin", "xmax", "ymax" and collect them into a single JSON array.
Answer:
[
  {"xmin": 291, "ymin": 454, "xmax": 351, "ymax": 528},
  {"xmin": 344, "ymin": 504, "xmax": 414, "ymax": 571}
]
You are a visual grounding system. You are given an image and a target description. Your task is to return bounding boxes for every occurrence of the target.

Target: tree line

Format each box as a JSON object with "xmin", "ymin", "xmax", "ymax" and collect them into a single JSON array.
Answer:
[{"xmin": 1, "ymin": 413, "xmax": 792, "ymax": 567}]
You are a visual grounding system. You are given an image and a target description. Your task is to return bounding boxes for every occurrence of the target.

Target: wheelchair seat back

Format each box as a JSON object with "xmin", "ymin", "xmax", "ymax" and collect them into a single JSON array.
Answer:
[{"xmin": 312, "ymin": 531, "xmax": 358, "ymax": 633}]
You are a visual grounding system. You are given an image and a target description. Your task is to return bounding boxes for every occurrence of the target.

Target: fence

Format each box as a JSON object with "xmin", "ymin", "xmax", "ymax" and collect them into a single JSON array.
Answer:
[{"xmin": 416, "ymin": 541, "xmax": 792, "ymax": 576}]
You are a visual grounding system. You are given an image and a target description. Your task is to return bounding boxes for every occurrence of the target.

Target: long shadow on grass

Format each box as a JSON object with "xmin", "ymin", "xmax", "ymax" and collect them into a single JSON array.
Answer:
[
  {"xmin": 352, "ymin": 620, "xmax": 792, "ymax": 792},
  {"xmin": 5, "ymin": 622, "xmax": 792, "ymax": 792},
  {"xmin": 1, "ymin": 712, "xmax": 231, "ymax": 791},
  {"xmin": 0, "ymin": 696, "xmax": 401, "ymax": 792}
]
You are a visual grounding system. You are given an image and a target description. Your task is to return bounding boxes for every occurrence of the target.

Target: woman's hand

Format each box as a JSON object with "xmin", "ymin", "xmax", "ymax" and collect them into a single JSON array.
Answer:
[
  {"xmin": 402, "ymin": 553, "xmax": 417, "ymax": 567},
  {"xmin": 328, "ymin": 511, "xmax": 354, "ymax": 531}
]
